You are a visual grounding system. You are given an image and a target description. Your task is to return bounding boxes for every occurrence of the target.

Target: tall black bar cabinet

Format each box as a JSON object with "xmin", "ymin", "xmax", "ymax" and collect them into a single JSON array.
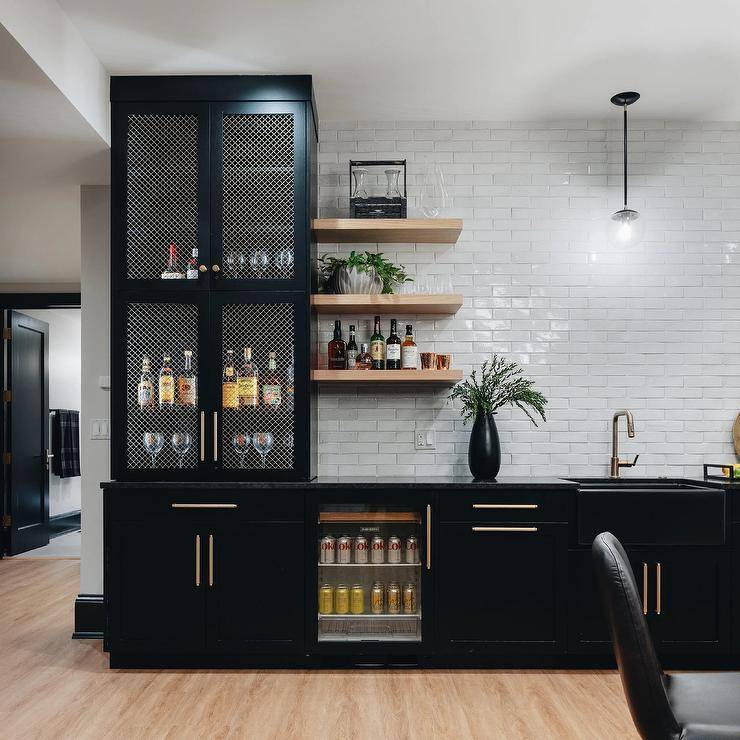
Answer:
[{"xmin": 110, "ymin": 76, "xmax": 318, "ymax": 482}]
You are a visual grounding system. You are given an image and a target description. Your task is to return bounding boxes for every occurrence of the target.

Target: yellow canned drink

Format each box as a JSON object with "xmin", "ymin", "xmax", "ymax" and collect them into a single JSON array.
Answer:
[
  {"xmin": 387, "ymin": 583, "xmax": 401, "ymax": 615},
  {"xmin": 371, "ymin": 583, "xmax": 384, "ymax": 614},
  {"xmin": 319, "ymin": 584, "xmax": 334, "ymax": 615},
  {"xmin": 403, "ymin": 583, "xmax": 417, "ymax": 614},
  {"xmin": 335, "ymin": 584, "xmax": 350, "ymax": 615},
  {"xmin": 350, "ymin": 584, "xmax": 364, "ymax": 614}
]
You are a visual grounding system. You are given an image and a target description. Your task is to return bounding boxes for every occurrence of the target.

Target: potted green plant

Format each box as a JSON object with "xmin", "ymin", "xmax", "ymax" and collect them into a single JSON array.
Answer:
[
  {"xmin": 449, "ymin": 355, "xmax": 547, "ymax": 479},
  {"xmin": 318, "ymin": 251, "xmax": 412, "ymax": 295}
]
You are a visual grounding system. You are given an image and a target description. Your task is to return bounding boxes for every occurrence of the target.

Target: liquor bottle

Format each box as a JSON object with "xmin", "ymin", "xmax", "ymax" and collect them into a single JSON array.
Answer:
[
  {"xmin": 370, "ymin": 315, "xmax": 385, "ymax": 370},
  {"xmin": 386, "ymin": 319, "xmax": 401, "ymax": 370},
  {"xmin": 286, "ymin": 349, "xmax": 295, "ymax": 400},
  {"xmin": 222, "ymin": 349, "xmax": 238, "ymax": 409},
  {"xmin": 237, "ymin": 347, "xmax": 259, "ymax": 407},
  {"xmin": 356, "ymin": 343, "xmax": 373, "ymax": 370},
  {"xmin": 401, "ymin": 325, "xmax": 418, "ymax": 370},
  {"xmin": 161, "ymin": 243, "xmax": 184, "ymax": 279},
  {"xmin": 158, "ymin": 353, "xmax": 175, "ymax": 407},
  {"xmin": 262, "ymin": 351, "xmax": 282, "ymax": 407},
  {"xmin": 328, "ymin": 320, "xmax": 347, "ymax": 369},
  {"xmin": 177, "ymin": 349, "xmax": 197, "ymax": 406},
  {"xmin": 137, "ymin": 356, "xmax": 155, "ymax": 408},
  {"xmin": 346, "ymin": 325, "xmax": 358, "ymax": 369},
  {"xmin": 186, "ymin": 248, "xmax": 199, "ymax": 280}
]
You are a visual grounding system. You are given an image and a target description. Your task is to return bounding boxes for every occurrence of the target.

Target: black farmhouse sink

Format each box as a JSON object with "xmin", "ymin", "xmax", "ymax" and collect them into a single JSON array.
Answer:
[{"xmin": 567, "ymin": 477, "xmax": 713, "ymax": 490}]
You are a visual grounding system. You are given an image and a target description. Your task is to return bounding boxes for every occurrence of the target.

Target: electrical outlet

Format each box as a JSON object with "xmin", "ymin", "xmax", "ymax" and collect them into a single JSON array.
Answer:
[{"xmin": 415, "ymin": 430, "xmax": 436, "ymax": 450}]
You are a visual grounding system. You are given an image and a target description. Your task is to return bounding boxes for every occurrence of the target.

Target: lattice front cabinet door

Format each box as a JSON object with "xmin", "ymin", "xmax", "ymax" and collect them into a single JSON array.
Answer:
[
  {"xmin": 221, "ymin": 303, "xmax": 295, "ymax": 470},
  {"xmin": 221, "ymin": 113, "xmax": 295, "ymax": 280},
  {"xmin": 126, "ymin": 113, "xmax": 199, "ymax": 279},
  {"xmin": 126, "ymin": 302, "xmax": 200, "ymax": 470}
]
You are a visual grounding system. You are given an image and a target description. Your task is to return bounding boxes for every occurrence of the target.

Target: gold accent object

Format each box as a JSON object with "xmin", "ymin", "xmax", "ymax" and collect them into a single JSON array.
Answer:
[
  {"xmin": 472, "ymin": 503, "xmax": 538, "ymax": 510},
  {"xmin": 656, "ymin": 562, "xmax": 662, "ymax": 615},
  {"xmin": 733, "ymin": 413, "xmax": 740, "ymax": 457},
  {"xmin": 211, "ymin": 264, "xmax": 220, "ymax": 273},
  {"xmin": 171, "ymin": 503, "xmax": 238, "ymax": 509},
  {"xmin": 471, "ymin": 526, "xmax": 538, "ymax": 533},
  {"xmin": 642, "ymin": 562, "xmax": 648, "ymax": 615},
  {"xmin": 208, "ymin": 534, "xmax": 214, "ymax": 587},
  {"xmin": 213, "ymin": 412, "xmax": 218, "ymax": 462},
  {"xmin": 610, "ymin": 409, "xmax": 639, "ymax": 478},
  {"xmin": 426, "ymin": 504, "xmax": 431, "ymax": 571},
  {"xmin": 200, "ymin": 411, "xmax": 205, "ymax": 462},
  {"xmin": 195, "ymin": 534, "xmax": 201, "ymax": 587},
  {"xmin": 198, "ymin": 264, "xmax": 207, "ymax": 273}
]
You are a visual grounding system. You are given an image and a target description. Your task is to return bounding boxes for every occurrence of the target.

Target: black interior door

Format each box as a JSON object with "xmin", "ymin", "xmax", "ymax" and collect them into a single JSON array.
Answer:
[
  {"xmin": 437, "ymin": 523, "xmax": 567, "ymax": 653},
  {"xmin": 105, "ymin": 519, "xmax": 206, "ymax": 653},
  {"xmin": 4, "ymin": 311, "xmax": 49, "ymax": 555},
  {"xmin": 205, "ymin": 522, "xmax": 304, "ymax": 653}
]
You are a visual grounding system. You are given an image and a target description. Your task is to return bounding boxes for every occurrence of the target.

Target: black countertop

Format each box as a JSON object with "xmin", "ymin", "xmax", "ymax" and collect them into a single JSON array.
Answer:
[{"xmin": 101, "ymin": 476, "xmax": 578, "ymax": 490}]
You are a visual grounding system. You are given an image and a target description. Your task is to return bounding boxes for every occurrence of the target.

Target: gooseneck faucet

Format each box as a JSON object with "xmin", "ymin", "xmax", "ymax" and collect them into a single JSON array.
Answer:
[{"xmin": 610, "ymin": 410, "xmax": 639, "ymax": 478}]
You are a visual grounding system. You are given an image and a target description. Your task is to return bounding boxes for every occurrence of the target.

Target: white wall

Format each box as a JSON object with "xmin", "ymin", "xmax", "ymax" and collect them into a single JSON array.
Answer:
[
  {"xmin": 317, "ymin": 119, "xmax": 740, "ymax": 478},
  {"xmin": 79, "ymin": 185, "xmax": 109, "ymax": 595},
  {"xmin": 23, "ymin": 308, "xmax": 81, "ymax": 516}
]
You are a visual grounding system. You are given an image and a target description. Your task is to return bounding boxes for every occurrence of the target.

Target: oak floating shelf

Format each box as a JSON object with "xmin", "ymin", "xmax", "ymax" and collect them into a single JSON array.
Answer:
[
  {"xmin": 310, "ymin": 293, "xmax": 463, "ymax": 315},
  {"xmin": 312, "ymin": 218, "xmax": 463, "ymax": 244},
  {"xmin": 311, "ymin": 369, "xmax": 463, "ymax": 385}
]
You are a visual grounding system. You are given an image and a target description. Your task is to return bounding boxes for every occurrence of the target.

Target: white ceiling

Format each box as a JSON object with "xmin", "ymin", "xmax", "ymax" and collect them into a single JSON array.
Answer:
[{"xmin": 58, "ymin": 0, "xmax": 740, "ymax": 121}]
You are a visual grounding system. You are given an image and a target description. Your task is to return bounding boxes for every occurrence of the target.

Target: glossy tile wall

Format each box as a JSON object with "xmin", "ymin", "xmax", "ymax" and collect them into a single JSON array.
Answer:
[{"xmin": 317, "ymin": 119, "xmax": 740, "ymax": 477}]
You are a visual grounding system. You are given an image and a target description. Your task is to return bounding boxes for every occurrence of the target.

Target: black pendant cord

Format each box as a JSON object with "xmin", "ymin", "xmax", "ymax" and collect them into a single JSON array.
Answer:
[{"xmin": 623, "ymin": 103, "xmax": 628, "ymax": 209}]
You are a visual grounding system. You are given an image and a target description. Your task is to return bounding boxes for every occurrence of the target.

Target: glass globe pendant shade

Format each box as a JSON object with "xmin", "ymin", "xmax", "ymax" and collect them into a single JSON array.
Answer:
[{"xmin": 608, "ymin": 208, "xmax": 646, "ymax": 248}]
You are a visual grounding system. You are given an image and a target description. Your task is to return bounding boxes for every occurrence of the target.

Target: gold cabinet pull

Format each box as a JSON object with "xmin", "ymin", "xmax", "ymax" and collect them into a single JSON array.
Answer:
[
  {"xmin": 211, "ymin": 264, "xmax": 220, "ymax": 273},
  {"xmin": 198, "ymin": 264, "xmax": 207, "ymax": 273},
  {"xmin": 642, "ymin": 563, "xmax": 649, "ymax": 616},
  {"xmin": 208, "ymin": 534, "xmax": 214, "ymax": 587},
  {"xmin": 213, "ymin": 412, "xmax": 218, "ymax": 462},
  {"xmin": 172, "ymin": 503, "xmax": 237, "ymax": 509},
  {"xmin": 195, "ymin": 534, "xmax": 201, "ymax": 587},
  {"xmin": 656, "ymin": 562, "xmax": 662, "ymax": 615},
  {"xmin": 200, "ymin": 411, "xmax": 205, "ymax": 462},
  {"xmin": 426, "ymin": 504, "xmax": 431, "ymax": 571},
  {"xmin": 473, "ymin": 503, "xmax": 538, "ymax": 510},
  {"xmin": 471, "ymin": 526, "xmax": 538, "ymax": 533}
]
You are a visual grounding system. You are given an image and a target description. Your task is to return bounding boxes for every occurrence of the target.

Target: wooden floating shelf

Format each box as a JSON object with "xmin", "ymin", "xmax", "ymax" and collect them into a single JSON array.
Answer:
[
  {"xmin": 312, "ymin": 218, "xmax": 463, "ymax": 244},
  {"xmin": 311, "ymin": 369, "xmax": 463, "ymax": 385},
  {"xmin": 310, "ymin": 293, "xmax": 463, "ymax": 315}
]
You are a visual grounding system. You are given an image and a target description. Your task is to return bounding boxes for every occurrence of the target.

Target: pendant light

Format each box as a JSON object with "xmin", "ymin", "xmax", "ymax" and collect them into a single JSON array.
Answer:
[{"xmin": 608, "ymin": 91, "xmax": 645, "ymax": 248}]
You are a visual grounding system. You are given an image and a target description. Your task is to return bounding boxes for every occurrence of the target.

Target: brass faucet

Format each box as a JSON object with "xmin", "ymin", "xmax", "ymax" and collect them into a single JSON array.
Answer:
[{"xmin": 610, "ymin": 410, "xmax": 639, "ymax": 478}]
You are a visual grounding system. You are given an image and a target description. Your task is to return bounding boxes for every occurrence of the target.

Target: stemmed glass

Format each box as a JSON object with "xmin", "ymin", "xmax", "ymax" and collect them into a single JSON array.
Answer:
[
  {"xmin": 142, "ymin": 432, "xmax": 164, "ymax": 467},
  {"xmin": 171, "ymin": 432, "xmax": 192, "ymax": 469},
  {"xmin": 252, "ymin": 432, "xmax": 274, "ymax": 469},
  {"xmin": 250, "ymin": 249, "xmax": 269, "ymax": 275},
  {"xmin": 275, "ymin": 248, "xmax": 294, "ymax": 272},
  {"xmin": 231, "ymin": 432, "xmax": 252, "ymax": 468}
]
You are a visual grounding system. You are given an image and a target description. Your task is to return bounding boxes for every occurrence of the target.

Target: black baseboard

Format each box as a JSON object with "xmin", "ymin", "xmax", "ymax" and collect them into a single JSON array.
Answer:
[
  {"xmin": 73, "ymin": 594, "xmax": 104, "ymax": 639},
  {"xmin": 49, "ymin": 510, "xmax": 81, "ymax": 539}
]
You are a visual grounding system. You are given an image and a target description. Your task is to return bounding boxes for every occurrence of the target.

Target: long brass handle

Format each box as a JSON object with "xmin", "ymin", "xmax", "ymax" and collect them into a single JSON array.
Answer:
[
  {"xmin": 200, "ymin": 411, "xmax": 205, "ymax": 462},
  {"xmin": 473, "ymin": 503, "xmax": 538, "ymax": 510},
  {"xmin": 172, "ymin": 503, "xmax": 238, "ymax": 509},
  {"xmin": 195, "ymin": 534, "xmax": 201, "ymax": 587},
  {"xmin": 471, "ymin": 526, "xmax": 538, "ymax": 533},
  {"xmin": 426, "ymin": 504, "xmax": 431, "ymax": 571},
  {"xmin": 656, "ymin": 562, "xmax": 662, "ymax": 615},
  {"xmin": 642, "ymin": 563, "xmax": 648, "ymax": 616},
  {"xmin": 213, "ymin": 411, "xmax": 218, "ymax": 462},
  {"xmin": 208, "ymin": 534, "xmax": 214, "ymax": 587}
]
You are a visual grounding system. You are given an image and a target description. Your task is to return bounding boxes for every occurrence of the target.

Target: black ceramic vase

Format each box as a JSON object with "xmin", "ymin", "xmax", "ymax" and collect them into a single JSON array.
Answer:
[{"xmin": 468, "ymin": 411, "xmax": 501, "ymax": 480}]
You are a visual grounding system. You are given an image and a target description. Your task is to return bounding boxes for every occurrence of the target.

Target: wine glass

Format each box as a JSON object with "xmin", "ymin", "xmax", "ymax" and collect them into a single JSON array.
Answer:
[
  {"xmin": 142, "ymin": 432, "xmax": 164, "ymax": 467},
  {"xmin": 252, "ymin": 432, "xmax": 274, "ymax": 469},
  {"xmin": 231, "ymin": 432, "xmax": 251, "ymax": 468},
  {"xmin": 275, "ymin": 248, "xmax": 294, "ymax": 272},
  {"xmin": 171, "ymin": 432, "xmax": 192, "ymax": 469},
  {"xmin": 250, "ymin": 249, "xmax": 269, "ymax": 275}
]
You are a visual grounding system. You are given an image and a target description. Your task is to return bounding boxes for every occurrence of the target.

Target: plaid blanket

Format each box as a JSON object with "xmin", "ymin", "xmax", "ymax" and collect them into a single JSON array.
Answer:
[{"xmin": 51, "ymin": 409, "xmax": 81, "ymax": 478}]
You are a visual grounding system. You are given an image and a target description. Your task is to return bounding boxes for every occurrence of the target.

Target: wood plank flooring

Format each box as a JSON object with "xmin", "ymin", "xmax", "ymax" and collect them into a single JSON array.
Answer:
[{"xmin": 0, "ymin": 558, "xmax": 638, "ymax": 739}]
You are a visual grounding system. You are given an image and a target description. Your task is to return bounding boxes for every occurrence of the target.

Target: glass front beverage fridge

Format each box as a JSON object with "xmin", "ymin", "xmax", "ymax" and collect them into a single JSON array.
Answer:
[{"xmin": 310, "ymin": 495, "xmax": 434, "ymax": 653}]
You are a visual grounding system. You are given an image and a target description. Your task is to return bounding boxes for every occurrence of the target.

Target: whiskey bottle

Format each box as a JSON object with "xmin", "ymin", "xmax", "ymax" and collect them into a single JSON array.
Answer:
[
  {"xmin": 401, "ymin": 325, "xmax": 418, "ymax": 370},
  {"xmin": 137, "ymin": 356, "xmax": 155, "ymax": 408},
  {"xmin": 186, "ymin": 248, "xmax": 199, "ymax": 280},
  {"xmin": 161, "ymin": 243, "xmax": 184, "ymax": 279},
  {"xmin": 262, "ymin": 351, "xmax": 282, "ymax": 407},
  {"xmin": 328, "ymin": 320, "xmax": 347, "ymax": 369},
  {"xmin": 386, "ymin": 319, "xmax": 401, "ymax": 370},
  {"xmin": 177, "ymin": 349, "xmax": 197, "ymax": 406},
  {"xmin": 346, "ymin": 325, "xmax": 359, "ymax": 369},
  {"xmin": 222, "ymin": 349, "xmax": 238, "ymax": 409},
  {"xmin": 356, "ymin": 343, "xmax": 373, "ymax": 370},
  {"xmin": 370, "ymin": 315, "xmax": 385, "ymax": 370},
  {"xmin": 237, "ymin": 346, "xmax": 259, "ymax": 407},
  {"xmin": 158, "ymin": 353, "xmax": 175, "ymax": 407}
]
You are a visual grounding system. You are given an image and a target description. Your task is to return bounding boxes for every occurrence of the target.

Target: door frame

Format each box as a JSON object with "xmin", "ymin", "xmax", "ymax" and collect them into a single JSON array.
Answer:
[{"xmin": 0, "ymin": 293, "xmax": 80, "ymax": 557}]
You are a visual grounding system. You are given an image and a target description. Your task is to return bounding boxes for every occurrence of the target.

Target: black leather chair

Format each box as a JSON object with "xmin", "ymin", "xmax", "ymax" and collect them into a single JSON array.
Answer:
[{"xmin": 592, "ymin": 532, "xmax": 740, "ymax": 740}]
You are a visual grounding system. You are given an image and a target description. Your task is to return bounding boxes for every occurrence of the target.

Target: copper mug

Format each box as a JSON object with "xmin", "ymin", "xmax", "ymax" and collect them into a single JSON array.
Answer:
[
  {"xmin": 436, "ymin": 354, "xmax": 452, "ymax": 370},
  {"xmin": 420, "ymin": 352, "xmax": 436, "ymax": 370}
]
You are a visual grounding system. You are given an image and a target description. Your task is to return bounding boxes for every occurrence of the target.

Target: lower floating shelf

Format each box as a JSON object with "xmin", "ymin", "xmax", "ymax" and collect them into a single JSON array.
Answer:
[{"xmin": 311, "ymin": 369, "xmax": 463, "ymax": 384}]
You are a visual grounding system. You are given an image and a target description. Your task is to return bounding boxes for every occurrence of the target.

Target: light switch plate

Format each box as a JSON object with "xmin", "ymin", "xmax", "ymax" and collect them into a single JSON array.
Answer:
[
  {"xmin": 98, "ymin": 375, "xmax": 111, "ymax": 390},
  {"xmin": 91, "ymin": 419, "xmax": 110, "ymax": 440}
]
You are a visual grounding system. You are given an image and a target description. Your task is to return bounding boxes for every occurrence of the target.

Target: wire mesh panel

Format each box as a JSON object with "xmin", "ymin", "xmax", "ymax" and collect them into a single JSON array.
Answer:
[
  {"xmin": 126, "ymin": 114, "xmax": 199, "ymax": 279},
  {"xmin": 126, "ymin": 302, "xmax": 200, "ymax": 470},
  {"xmin": 221, "ymin": 113, "xmax": 295, "ymax": 280},
  {"xmin": 221, "ymin": 302, "xmax": 295, "ymax": 470}
]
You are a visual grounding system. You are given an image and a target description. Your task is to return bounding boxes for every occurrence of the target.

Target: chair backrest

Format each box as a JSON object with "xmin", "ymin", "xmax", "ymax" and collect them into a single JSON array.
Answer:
[{"xmin": 591, "ymin": 532, "xmax": 680, "ymax": 740}]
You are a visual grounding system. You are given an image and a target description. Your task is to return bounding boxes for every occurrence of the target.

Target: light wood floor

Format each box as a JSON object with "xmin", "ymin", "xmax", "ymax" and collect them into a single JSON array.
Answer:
[{"xmin": 0, "ymin": 558, "xmax": 638, "ymax": 739}]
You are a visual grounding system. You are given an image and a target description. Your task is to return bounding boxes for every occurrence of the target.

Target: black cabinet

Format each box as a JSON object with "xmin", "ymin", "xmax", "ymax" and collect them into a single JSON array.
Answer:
[{"xmin": 437, "ymin": 523, "xmax": 567, "ymax": 653}]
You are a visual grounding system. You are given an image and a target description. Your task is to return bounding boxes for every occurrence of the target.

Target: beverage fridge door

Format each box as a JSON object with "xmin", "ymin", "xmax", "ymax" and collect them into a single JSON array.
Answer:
[{"xmin": 311, "ymin": 499, "xmax": 433, "ymax": 653}]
